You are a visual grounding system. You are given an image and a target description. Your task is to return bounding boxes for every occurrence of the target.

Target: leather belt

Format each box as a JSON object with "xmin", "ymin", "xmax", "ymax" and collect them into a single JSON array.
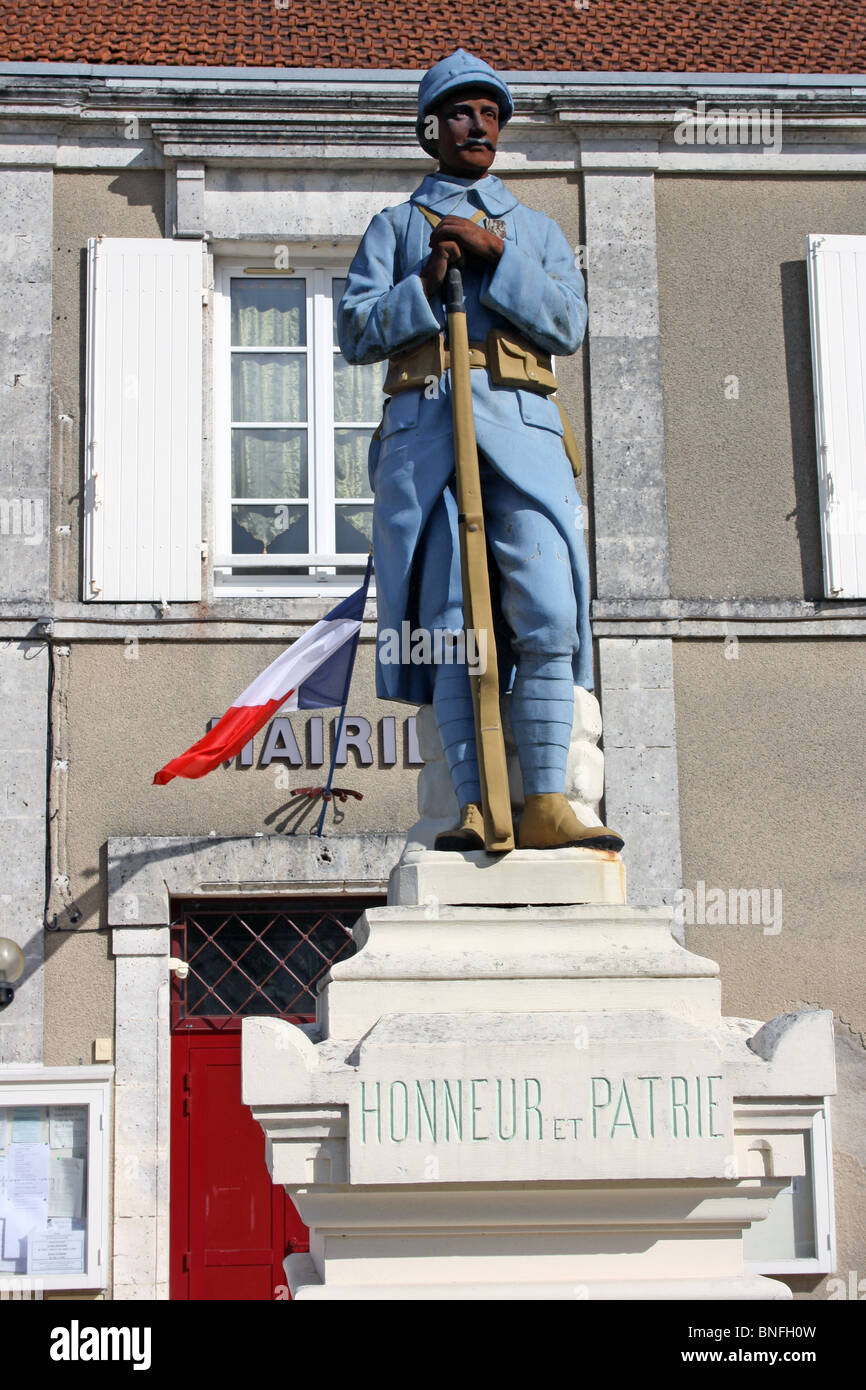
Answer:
[{"xmin": 379, "ymin": 330, "xmax": 583, "ymax": 479}]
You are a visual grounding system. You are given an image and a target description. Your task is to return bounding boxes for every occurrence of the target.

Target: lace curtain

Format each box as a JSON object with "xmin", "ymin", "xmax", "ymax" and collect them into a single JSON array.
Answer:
[{"xmin": 230, "ymin": 277, "xmax": 383, "ymax": 553}]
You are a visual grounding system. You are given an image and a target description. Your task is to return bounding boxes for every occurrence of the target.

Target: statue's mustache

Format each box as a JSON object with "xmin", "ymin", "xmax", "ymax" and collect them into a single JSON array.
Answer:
[{"xmin": 458, "ymin": 139, "xmax": 494, "ymax": 151}]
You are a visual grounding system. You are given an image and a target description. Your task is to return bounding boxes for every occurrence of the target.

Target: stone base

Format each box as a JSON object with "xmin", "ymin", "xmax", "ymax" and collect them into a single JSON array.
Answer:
[
  {"xmin": 279, "ymin": 1179, "xmax": 794, "ymax": 1301},
  {"xmin": 287, "ymin": 1255, "xmax": 790, "ymax": 1302},
  {"xmin": 317, "ymin": 902, "xmax": 722, "ymax": 1040},
  {"xmin": 243, "ymin": 869, "xmax": 836, "ymax": 1301},
  {"xmin": 388, "ymin": 846, "xmax": 626, "ymax": 907}
]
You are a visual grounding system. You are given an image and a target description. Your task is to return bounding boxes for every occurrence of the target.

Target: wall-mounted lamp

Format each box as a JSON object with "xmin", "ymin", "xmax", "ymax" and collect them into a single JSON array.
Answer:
[{"xmin": 0, "ymin": 938, "xmax": 25, "ymax": 1009}]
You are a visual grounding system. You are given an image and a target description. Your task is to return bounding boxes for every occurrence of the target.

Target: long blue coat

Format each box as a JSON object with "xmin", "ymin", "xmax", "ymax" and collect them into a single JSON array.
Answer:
[{"xmin": 337, "ymin": 170, "xmax": 593, "ymax": 704}]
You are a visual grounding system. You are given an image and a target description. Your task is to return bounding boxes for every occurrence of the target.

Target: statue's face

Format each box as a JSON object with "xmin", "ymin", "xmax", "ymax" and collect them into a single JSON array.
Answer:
[{"xmin": 433, "ymin": 89, "xmax": 500, "ymax": 177}]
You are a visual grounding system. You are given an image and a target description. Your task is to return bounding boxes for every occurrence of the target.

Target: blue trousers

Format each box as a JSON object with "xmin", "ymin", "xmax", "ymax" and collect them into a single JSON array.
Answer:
[{"xmin": 417, "ymin": 459, "xmax": 578, "ymax": 807}]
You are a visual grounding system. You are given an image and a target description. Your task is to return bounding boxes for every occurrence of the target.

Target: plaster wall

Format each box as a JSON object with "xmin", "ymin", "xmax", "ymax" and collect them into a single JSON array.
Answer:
[
  {"xmin": 656, "ymin": 174, "xmax": 866, "ymax": 600},
  {"xmin": 673, "ymin": 637, "xmax": 866, "ymax": 1295}
]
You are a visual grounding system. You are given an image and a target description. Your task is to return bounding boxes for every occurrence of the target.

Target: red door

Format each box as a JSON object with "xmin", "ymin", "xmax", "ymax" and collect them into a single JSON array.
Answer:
[{"xmin": 170, "ymin": 1031, "xmax": 308, "ymax": 1300}]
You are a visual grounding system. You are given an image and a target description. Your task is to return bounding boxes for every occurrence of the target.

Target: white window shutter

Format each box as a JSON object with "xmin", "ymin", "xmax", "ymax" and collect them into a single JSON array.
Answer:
[
  {"xmin": 806, "ymin": 233, "xmax": 866, "ymax": 599},
  {"xmin": 84, "ymin": 237, "xmax": 203, "ymax": 601}
]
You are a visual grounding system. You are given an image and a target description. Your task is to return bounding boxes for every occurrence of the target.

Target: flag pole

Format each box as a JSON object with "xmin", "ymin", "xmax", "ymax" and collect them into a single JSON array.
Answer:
[{"xmin": 316, "ymin": 549, "xmax": 373, "ymax": 836}]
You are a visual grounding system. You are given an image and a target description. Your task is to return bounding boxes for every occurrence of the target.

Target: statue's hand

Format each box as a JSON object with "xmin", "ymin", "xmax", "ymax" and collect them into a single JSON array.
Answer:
[
  {"xmin": 420, "ymin": 239, "xmax": 463, "ymax": 299},
  {"xmin": 431, "ymin": 214, "xmax": 504, "ymax": 266}
]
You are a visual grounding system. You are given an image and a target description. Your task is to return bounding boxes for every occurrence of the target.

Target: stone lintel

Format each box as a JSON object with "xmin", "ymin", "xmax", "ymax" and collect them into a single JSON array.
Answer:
[{"xmin": 106, "ymin": 832, "xmax": 401, "ymax": 925}]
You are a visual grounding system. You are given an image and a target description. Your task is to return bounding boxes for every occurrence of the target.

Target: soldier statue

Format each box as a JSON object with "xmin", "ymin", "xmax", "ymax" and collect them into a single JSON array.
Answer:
[{"xmin": 338, "ymin": 49, "xmax": 623, "ymax": 854}]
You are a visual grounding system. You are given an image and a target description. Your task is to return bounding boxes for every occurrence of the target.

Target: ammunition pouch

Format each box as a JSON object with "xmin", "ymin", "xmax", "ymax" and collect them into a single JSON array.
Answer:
[
  {"xmin": 383, "ymin": 334, "xmax": 447, "ymax": 395},
  {"xmin": 485, "ymin": 329, "xmax": 558, "ymax": 395}
]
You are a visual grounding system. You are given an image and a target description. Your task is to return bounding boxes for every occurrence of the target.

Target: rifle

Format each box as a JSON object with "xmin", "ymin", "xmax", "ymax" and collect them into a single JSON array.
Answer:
[{"xmin": 444, "ymin": 265, "xmax": 515, "ymax": 853}]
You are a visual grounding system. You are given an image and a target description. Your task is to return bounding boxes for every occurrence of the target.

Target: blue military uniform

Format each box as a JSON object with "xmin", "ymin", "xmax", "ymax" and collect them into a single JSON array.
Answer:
[{"xmin": 337, "ymin": 52, "xmax": 594, "ymax": 814}]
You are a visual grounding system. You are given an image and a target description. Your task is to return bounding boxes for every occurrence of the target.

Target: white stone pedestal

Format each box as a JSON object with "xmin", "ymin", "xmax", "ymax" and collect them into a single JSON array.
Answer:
[{"xmin": 243, "ymin": 852, "xmax": 835, "ymax": 1301}]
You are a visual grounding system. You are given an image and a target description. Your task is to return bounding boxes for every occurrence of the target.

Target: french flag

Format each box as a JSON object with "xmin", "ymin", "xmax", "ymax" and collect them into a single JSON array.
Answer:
[{"xmin": 153, "ymin": 559, "xmax": 371, "ymax": 786}]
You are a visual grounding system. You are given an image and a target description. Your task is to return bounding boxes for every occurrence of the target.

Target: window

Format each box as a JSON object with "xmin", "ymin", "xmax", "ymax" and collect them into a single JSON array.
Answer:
[
  {"xmin": 213, "ymin": 258, "xmax": 386, "ymax": 596},
  {"xmin": 0, "ymin": 1066, "xmax": 112, "ymax": 1292},
  {"xmin": 170, "ymin": 896, "xmax": 385, "ymax": 1030},
  {"xmin": 742, "ymin": 1100, "xmax": 835, "ymax": 1275}
]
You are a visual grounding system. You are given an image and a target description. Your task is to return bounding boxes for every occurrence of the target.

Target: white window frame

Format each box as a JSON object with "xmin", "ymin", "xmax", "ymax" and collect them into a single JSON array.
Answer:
[
  {"xmin": 213, "ymin": 251, "xmax": 381, "ymax": 598},
  {"xmin": 0, "ymin": 1066, "xmax": 113, "ymax": 1293},
  {"xmin": 743, "ymin": 1100, "xmax": 836, "ymax": 1276}
]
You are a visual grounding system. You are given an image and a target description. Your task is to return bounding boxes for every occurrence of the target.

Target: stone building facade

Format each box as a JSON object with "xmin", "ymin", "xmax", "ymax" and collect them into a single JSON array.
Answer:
[{"xmin": 0, "ymin": 60, "xmax": 864, "ymax": 1298}]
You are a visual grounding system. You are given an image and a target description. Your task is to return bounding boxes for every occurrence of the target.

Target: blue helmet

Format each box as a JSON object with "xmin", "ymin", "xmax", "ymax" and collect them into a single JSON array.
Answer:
[{"xmin": 416, "ymin": 49, "xmax": 514, "ymax": 156}]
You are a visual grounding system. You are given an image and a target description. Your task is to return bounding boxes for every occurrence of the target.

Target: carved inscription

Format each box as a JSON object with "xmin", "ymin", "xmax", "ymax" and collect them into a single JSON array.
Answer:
[{"xmin": 358, "ymin": 1074, "xmax": 725, "ymax": 1146}]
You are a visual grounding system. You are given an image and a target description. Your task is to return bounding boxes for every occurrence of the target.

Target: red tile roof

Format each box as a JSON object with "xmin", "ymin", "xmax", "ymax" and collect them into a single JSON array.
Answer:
[{"xmin": 1, "ymin": 0, "xmax": 864, "ymax": 73}]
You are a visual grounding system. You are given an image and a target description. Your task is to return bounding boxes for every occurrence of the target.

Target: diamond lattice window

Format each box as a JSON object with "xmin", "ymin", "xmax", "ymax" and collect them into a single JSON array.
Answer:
[{"xmin": 170, "ymin": 896, "xmax": 383, "ymax": 1030}]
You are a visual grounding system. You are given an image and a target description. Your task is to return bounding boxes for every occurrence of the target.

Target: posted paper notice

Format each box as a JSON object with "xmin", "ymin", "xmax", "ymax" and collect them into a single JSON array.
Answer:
[
  {"xmin": 49, "ymin": 1107, "xmax": 87, "ymax": 1152},
  {"xmin": 2, "ymin": 1143, "xmax": 49, "ymax": 1260},
  {"xmin": 11, "ymin": 1109, "xmax": 43, "ymax": 1144},
  {"xmin": 48, "ymin": 1157, "xmax": 85, "ymax": 1221},
  {"xmin": 27, "ymin": 1228, "xmax": 85, "ymax": 1277}
]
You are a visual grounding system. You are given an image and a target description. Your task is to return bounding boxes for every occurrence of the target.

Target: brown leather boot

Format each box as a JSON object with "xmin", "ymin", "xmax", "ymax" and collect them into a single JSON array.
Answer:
[
  {"xmin": 434, "ymin": 801, "xmax": 486, "ymax": 852},
  {"xmin": 518, "ymin": 793, "xmax": 624, "ymax": 852}
]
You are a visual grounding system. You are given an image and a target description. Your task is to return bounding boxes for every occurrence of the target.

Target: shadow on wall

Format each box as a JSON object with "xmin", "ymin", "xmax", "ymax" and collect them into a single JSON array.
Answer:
[
  {"xmin": 780, "ymin": 259, "xmax": 825, "ymax": 600},
  {"xmin": 45, "ymin": 837, "xmax": 207, "ymax": 950},
  {"xmin": 107, "ymin": 170, "xmax": 167, "ymax": 223}
]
